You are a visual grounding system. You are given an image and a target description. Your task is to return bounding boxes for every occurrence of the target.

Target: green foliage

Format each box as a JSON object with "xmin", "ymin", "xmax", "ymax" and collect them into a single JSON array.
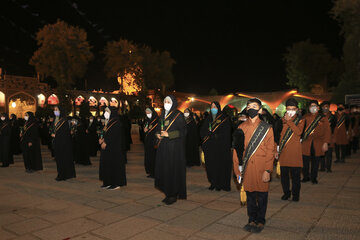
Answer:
[
  {"xmin": 284, "ymin": 39, "xmax": 342, "ymax": 92},
  {"xmin": 30, "ymin": 20, "xmax": 93, "ymax": 88}
]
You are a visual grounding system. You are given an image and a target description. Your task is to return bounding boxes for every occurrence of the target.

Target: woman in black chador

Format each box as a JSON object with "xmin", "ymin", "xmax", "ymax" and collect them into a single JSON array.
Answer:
[
  {"xmin": 52, "ymin": 106, "xmax": 76, "ymax": 181},
  {"xmin": 0, "ymin": 113, "xmax": 11, "ymax": 167},
  {"xmin": 184, "ymin": 108, "xmax": 200, "ymax": 167},
  {"xmin": 9, "ymin": 114, "xmax": 21, "ymax": 164},
  {"xmin": 200, "ymin": 101, "xmax": 232, "ymax": 191},
  {"xmin": 155, "ymin": 95, "xmax": 187, "ymax": 205},
  {"xmin": 73, "ymin": 117, "xmax": 91, "ymax": 165},
  {"xmin": 87, "ymin": 116, "xmax": 99, "ymax": 157},
  {"xmin": 99, "ymin": 107, "xmax": 126, "ymax": 190},
  {"xmin": 143, "ymin": 107, "xmax": 159, "ymax": 178},
  {"xmin": 21, "ymin": 112, "xmax": 43, "ymax": 172}
]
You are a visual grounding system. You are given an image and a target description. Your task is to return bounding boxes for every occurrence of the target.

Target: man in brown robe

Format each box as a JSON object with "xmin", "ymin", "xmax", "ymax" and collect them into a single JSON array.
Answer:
[
  {"xmin": 276, "ymin": 98, "xmax": 305, "ymax": 202},
  {"xmin": 334, "ymin": 103, "xmax": 350, "ymax": 163},
  {"xmin": 233, "ymin": 98, "xmax": 274, "ymax": 233},
  {"xmin": 320, "ymin": 101, "xmax": 336, "ymax": 172},
  {"xmin": 301, "ymin": 100, "xmax": 331, "ymax": 184}
]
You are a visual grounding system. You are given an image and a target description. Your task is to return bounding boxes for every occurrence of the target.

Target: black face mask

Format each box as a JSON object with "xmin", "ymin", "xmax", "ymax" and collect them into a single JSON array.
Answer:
[
  {"xmin": 338, "ymin": 107, "xmax": 344, "ymax": 111},
  {"xmin": 247, "ymin": 109, "xmax": 259, "ymax": 119}
]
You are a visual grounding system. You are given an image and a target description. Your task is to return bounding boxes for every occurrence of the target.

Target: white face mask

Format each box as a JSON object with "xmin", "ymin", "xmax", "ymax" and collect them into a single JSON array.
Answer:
[
  {"xmin": 104, "ymin": 112, "xmax": 110, "ymax": 119},
  {"xmin": 146, "ymin": 113, "xmax": 152, "ymax": 119},
  {"xmin": 184, "ymin": 112, "xmax": 190, "ymax": 118},
  {"xmin": 24, "ymin": 116, "xmax": 29, "ymax": 121},
  {"xmin": 310, "ymin": 106, "xmax": 318, "ymax": 114},
  {"xmin": 287, "ymin": 110, "xmax": 296, "ymax": 118},
  {"xmin": 1, "ymin": 117, "xmax": 5, "ymax": 121},
  {"xmin": 89, "ymin": 119, "xmax": 93, "ymax": 123},
  {"xmin": 164, "ymin": 103, "xmax": 172, "ymax": 111}
]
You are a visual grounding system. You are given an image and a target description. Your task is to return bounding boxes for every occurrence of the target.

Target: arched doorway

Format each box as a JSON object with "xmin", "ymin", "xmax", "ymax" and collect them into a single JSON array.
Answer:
[
  {"xmin": 8, "ymin": 92, "xmax": 36, "ymax": 118},
  {"xmin": 48, "ymin": 94, "xmax": 59, "ymax": 105},
  {"xmin": 0, "ymin": 91, "xmax": 5, "ymax": 112}
]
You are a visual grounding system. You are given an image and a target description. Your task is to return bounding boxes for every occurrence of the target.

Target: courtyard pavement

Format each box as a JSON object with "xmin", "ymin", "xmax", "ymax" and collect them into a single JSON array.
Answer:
[{"xmin": 0, "ymin": 126, "xmax": 360, "ymax": 240}]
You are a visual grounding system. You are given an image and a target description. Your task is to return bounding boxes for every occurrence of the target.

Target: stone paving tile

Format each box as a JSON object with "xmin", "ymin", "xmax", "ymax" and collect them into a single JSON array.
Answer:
[
  {"xmin": 86, "ymin": 210, "xmax": 128, "ymax": 225},
  {"xmin": 216, "ymin": 209, "xmax": 248, "ymax": 228},
  {"xmin": 85, "ymin": 199, "xmax": 118, "ymax": 210},
  {"xmin": 156, "ymin": 207, "xmax": 229, "ymax": 237},
  {"xmin": 71, "ymin": 233, "xmax": 106, "ymax": 240},
  {"xmin": 39, "ymin": 204, "xmax": 98, "ymax": 224},
  {"xmin": 128, "ymin": 229, "xmax": 186, "ymax": 240},
  {"xmin": 33, "ymin": 218, "xmax": 101, "ymax": 240},
  {"xmin": 4, "ymin": 217, "xmax": 52, "ymax": 235},
  {"xmin": 107, "ymin": 202, "xmax": 152, "ymax": 217},
  {"xmin": 166, "ymin": 200, "xmax": 201, "ymax": 211},
  {"xmin": 92, "ymin": 216, "xmax": 161, "ymax": 240},
  {"xmin": 140, "ymin": 206, "xmax": 186, "ymax": 222},
  {"xmin": 0, "ymin": 229, "xmax": 17, "ymax": 240},
  {"xmin": 196, "ymin": 223, "xmax": 248, "ymax": 240},
  {"xmin": 0, "ymin": 213, "xmax": 26, "ymax": 226},
  {"xmin": 203, "ymin": 200, "xmax": 241, "ymax": 212},
  {"xmin": 246, "ymin": 227, "xmax": 306, "ymax": 240},
  {"xmin": 11, "ymin": 235, "xmax": 41, "ymax": 240}
]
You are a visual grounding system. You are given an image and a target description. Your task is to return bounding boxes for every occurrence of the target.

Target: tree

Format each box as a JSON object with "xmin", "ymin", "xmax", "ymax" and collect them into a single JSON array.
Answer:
[
  {"xmin": 30, "ymin": 20, "xmax": 93, "ymax": 88},
  {"xmin": 103, "ymin": 39, "xmax": 143, "ymax": 93},
  {"xmin": 330, "ymin": 0, "xmax": 360, "ymax": 102},
  {"xmin": 140, "ymin": 46, "xmax": 175, "ymax": 94},
  {"xmin": 284, "ymin": 39, "xmax": 342, "ymax": 92}
]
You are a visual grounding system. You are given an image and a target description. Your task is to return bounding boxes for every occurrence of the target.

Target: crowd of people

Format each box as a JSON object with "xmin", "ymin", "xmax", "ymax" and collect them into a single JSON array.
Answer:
[{"xmin": 0, "ymin": 95, "xmax": 359, "ymax": 234}]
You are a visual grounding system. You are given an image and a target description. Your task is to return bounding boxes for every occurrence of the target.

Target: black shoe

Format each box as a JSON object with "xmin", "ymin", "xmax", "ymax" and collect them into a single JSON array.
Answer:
[
  {"xmin": 162, "ymin": 197, "xmax": 169, "ymax": 203},
  {"xmin": 312, "ymin": 180, "xmax": 318, "ymax": 184},
  {"xmin": 292, "ymin": 196, "xmax": 299, "ymax": 202},
  {"xmin": 208, "ymin": 184, "xmax": 215, "ymax": 190},
  {"xmin": 326, "ymin": 169, "xmax": 332, "ymax": 173},
  {"xmin": 101, "ymin": 184, "xmax": 110, "ymax": 189},
  {"xmin": 165, "ymin": 197, "xmax": 177, "ymax": 205},
  {"xmin": 108, "ymin": 185, "xmax": 120, "ymax": 190},
  {"xmin": 243, "ymin": 222, "xmax": 256, "ymax": 232},
  {"xmin": 334, "ymin": 160, "xmax": 340, "ymax": 163},
  {"xmin": 215, "ymin": 188, "xmax": 221, "ymax": 191},
  {"xmin": 55, "ymin": 177, "xmax": 64, "ymax": 181},
  {"xmin": 251, "ymin": 223, "xmax": 264, "ymax": 233},
  {"xmin": 301, "ymin": 178, "xmax": 310, "ymax": 183},
  {"xmin": 319, "ymin": 169, "xmax": 325, "ymax": 172},
  {"xmin": 281, "ymin": 193, "xmax": 291, "ymax": 200},
  {"xmin": 222, "ymin": 187, "xmax": 231, "ymax": 192}
]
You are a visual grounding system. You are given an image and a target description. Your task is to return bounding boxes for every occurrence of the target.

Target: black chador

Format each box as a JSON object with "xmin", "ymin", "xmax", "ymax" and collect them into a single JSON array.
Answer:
[
  {"xmin": 53, "ymin": 107, "xmax": 76, "ymax": 181},
  {"xmin": 73, "ymin": 118, "xmax": 91, "ymax": 165},
  {"xmin": 10, "ymin": 114, "xmax": 21, "ymax": 164},
  {"xmin": 21, "ymin": 112, "xmax": 43, "ymax": 172},
  {"xmin": 200, "ymin": 101, "xmax": 232, "ymax": 191},
  {"xmin": 0, "ymin": 114, "xmax": 11, "ymax": 167},
  {"xmin": 184, "ymin": 108, "xmax": 201, "ymax": 166},
  {"xmin": 87, "ymin": 117, "xmax": 99, "ymax": 157},
  {"xmin": 144, "ymin": 107, "xmax": 159, "ymax": 178},
  {"xmin": 155, "ymin": 95, "xmax": 187, "ymax": 205},
  {"xmin": 99, "ymin": 107, "xmax": 127, "ymax": 189}
]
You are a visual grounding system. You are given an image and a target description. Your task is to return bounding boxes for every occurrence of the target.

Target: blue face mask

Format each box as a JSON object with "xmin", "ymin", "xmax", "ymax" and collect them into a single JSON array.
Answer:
[
  {"xmin": 211, "ymin": 108, "xmax": 218, "ymax": 115},
  {"xmin": 54, "ymin": 111, "xmax": 60, "ymax": 117}
]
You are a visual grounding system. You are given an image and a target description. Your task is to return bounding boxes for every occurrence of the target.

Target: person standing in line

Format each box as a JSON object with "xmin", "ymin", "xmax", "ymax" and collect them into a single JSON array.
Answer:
[{"xmin": 143, "ymin": 107, "xmax": 158, "ymax": 178}]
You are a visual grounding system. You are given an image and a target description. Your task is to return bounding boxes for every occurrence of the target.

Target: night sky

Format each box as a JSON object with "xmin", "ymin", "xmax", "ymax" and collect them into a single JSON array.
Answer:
[{"xmin": 0, "ymin": 0, "xmax": 343, "ymax": 95}]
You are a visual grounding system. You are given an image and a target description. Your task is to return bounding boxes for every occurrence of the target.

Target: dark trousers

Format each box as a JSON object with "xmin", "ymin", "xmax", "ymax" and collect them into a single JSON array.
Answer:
[
  {"xmin": 352, "ymin": 136, "xmax": 359, "ymax": 153},
  {"xmin": 325, "ymin": 147, "xmax": 333, "ymax": 171},
  {"xmin": 280, "ymin": 166, "xmax": 301, "ymax": 198},
  {"xmin": 246, "ymin": 191, "xmax": 268, "ymax": 225},
  {"xmin": 302, "ymin": 155, "xmax": 320, "ymax": 182},
  {"xmin": 335, "ymin": 144, "xmax": 346, "ymax": 162},
  {"xmin": 319, "ymin": 156, "xmax": 326, "ymax": 171}
]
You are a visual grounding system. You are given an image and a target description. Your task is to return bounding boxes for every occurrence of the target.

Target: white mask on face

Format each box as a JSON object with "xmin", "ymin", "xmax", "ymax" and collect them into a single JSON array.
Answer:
[
  {"xmin": 146, "ymin": 113, "xmax": 152, "ymax": 119},
  {"xmin": 310, "ymin": 106, "xmax": 318, "ymax": 114},
  {"xmin": 287, "ymin": 110, "xmax": 296, "ymax": 118},
  {"xmin": 104, "ymin": 112, "xmax": 110, "ymax": 119},
  {"xmin": 1, "ymin": 117, "xmax": 5, "ymax": 121},
  {"xmin": 89, "ymin": 119, "xmax": 93, "ymax": 123},
  {"xmin": 184, "ymin": 112, "xmax": 190, "ymax": 118},
  {"xmin": 24, "ymin": 116, "xmax": 29, "ymax": 121},
  {"xmin": 164, "ymin": 103, "xmax": 172, "ymax": 111}
]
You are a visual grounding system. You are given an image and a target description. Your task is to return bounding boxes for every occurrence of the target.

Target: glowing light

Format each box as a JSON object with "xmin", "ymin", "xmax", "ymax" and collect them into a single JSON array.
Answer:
[
  {"xmin": 289, "ymin": 90, "xmax": 298, "ymax": 94},
  {"xmin": 48, "ymin": 94, "xmax": 59, "ymax": 105},
  {"xmin": 11, "ymin": 102, "xmax": 16, "ymax": 108},
  {"xmin": 118, "ymin": 72, "xmax": 141, "ymax": 95},
  {"xmin": 75, "ymin": 95, "xmax": 85, "ymax": 106},
  {"xmin": 154, "ymin": 107, "xmax": 161, "ymax": 112},
  {"xmin": 37, "ymin": 94, "xmax": 45, "ymax": 106},
  {"xmin": 99, "ymin": 97, "xmax": 109, "ymax": 106}
]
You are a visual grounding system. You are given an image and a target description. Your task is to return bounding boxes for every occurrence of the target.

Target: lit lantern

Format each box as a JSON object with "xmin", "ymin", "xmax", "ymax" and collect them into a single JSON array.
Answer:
[
  {"xmin": 75, "ymin": 96, "xmax": 85, "ymax": 106},
  {"xmin": 37, "ymin": 94, "xmax": 45, "ymax": 106},
  {"xmin": 48, "ymin": 94, "xmax": 59, "ymax": 105}
]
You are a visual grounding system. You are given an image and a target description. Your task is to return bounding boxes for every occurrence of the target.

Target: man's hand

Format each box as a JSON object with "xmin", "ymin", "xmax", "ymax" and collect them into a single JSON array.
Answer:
[
  {"xmin": 322, "ymin": 143, "xmax": 328, "ymax": 152},
  {"xmin": 101, "ymin": 142, "xmax": 106, "ymax": 150},
  {"xmin": 99, "ymin": 139, "xmax": 104, "ymax": 145},
  {"xmin": 284, "ymin": 112, "xmax": 291, "ymax": 121},
  {"xmin": 51, "ymin": 133, "xmax": 55, "ymax": 138},
  {"xmin": 28, "ymin": 142, "xmax": 32, "ymax": 147},
  {"xmin": 156, "ymin": 133, "xmax": 162, "ymax": 139},
  {"xmin": 262, "ymin": 171, "xmax": 270, "ymax": 182},
  {"xmin": 160, "ymin": 131, "xmax": 169, "ymax": 137},
  {"xmin": 275, "ymin": 152, "xmax": 279, "ymax": 159},
  {"xmin": 144, "ymin": 127, "xmax": 148, "ymax": 132}
]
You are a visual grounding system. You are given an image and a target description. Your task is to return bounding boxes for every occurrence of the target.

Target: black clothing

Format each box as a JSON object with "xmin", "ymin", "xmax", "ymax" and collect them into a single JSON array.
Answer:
[
  {"xmin": 144, "ymin": 108, "xmax": 158, "ymax": 177},
  {"xmin": 184, "ymin": 111, "xmax": 200, "ymax": 167},
  {"xmin": 73, "ymin": 120, "xmax": 91, "ymax": 165},
  {"xmin": 246, "ymin": 191, "xmax": 268, "ymax": 225},
  {"xmin": 0, "ymin": 120, "xmax": 11, "ymax": 167},
  {"xmin": 87, "ymin": 120, "xmax": 99, "ymax": 157},
  {"xmin": 280, "ymin": 166, "xmax": 301, "ymax": 199}
]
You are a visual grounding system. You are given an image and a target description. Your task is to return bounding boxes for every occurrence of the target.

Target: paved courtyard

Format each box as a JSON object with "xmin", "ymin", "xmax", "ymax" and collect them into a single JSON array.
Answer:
[{"xmin": 0, "ymin": 126, "xmax": 360, "ymax": 240}]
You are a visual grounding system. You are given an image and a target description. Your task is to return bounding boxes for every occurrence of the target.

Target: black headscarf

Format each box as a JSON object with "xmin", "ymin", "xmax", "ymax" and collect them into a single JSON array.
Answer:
[
  {"xmin": 210, "ymin": 101, "xmax": 222, "ymax": 121},
  {"xmin": 161, "ymin": 95, "xmax": 178, "ymax": 118},
  {"xmin": 107, "ymin": 106, "xmax": 119, "ymax": 120},
  {"xmin": 1, "ymin": 113, "xmax": 9, "ymax": 122},
  {"xmin": 145, "ymin": 106, "xmax": 158, "ymax": 121},
  {"xmin": 25, "ymin": 112, "xmax": 36, "ymax": 124}
]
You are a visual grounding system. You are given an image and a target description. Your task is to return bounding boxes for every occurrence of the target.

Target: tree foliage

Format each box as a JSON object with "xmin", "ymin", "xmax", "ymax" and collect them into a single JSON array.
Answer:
[
  {"xmin": 30, "ymin": 20, "xmax": 93, "ymax": 88},
  {"xmin": 284, "ymin": 39, "xmax": 342, "ymax": 92}
]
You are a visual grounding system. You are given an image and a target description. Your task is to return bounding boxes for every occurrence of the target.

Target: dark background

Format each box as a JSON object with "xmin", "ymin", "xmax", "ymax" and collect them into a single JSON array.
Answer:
[{"xmin": 0, "ymin": 0, "xmax": 343, "ymax": 94}]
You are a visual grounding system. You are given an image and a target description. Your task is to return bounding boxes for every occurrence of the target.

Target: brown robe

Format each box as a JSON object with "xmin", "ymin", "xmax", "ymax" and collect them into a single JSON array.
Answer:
[
  {"xmin": 233, "ymin": 118, "xmax": 275, "ymax": 192},
  {"xmin": 302, "ymin": 113, "xmax": 331, "ymax": 157},
  {"xmin": 334, "ymin": 113, "xmax": 349, "ymax": 145},
  {"xmin": 324, "ymin": 112, "xmax": 336, "ymax": 148},
  {"xmin": 278, "ymin": 115, "xmax": 305, "ymax": 167}
]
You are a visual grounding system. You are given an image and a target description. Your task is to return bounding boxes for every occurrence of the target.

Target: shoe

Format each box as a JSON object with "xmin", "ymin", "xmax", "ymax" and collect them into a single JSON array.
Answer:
[
  {"xmin": 319, "ymin": 169, "xmax": 325, "ymax": 172},
  {"xmin": 215, "ymin": 187, "xmax": 221, "ymax": 191},
  {"xmin": 334, "ymin": 160, "xmax": 340, "ymax": 163},
  {"xmin": 55, "ymin": 177, "xmax": 64, "ymax": 181},
  {"xmin": 108, "ymin": 185, "xmax": 120, "ymax": 190},
  {"xmin": 1, "ymin": 165, "xmax": 9, "ymax": 168},
  {"xmin": 326, "ymin": 169, "xmax": 332, "ymax": 173},
  {"xmin": 208, "ymin": 184, "xmax": 215, "ymax": 190},
  {"xmin": 222, "ymin": 187, "xmax": 231, "ymax": 192},
  {"xmin": 165, "ymin": 197, "xmax": 177, "ymax": 205},
  {"xmin": 243, "ymin": 222, "xmax": 256, "ymax": 232},
  {"xmin": 292, "ymin": 196, "xmax": 299, "ymax": 202},
  {"xmin": 301, "ymin": 178, "xmax": 310, "ymax": 183},
  {"xmin": 162, "ymin": 197, "xmax": 169, "ymax": 203},
  {"xmin": 281, "ymin": 193, "xmax": 291, "ymax": 200},
  {"xmin": 146, "ymin": 175, "xmax": 151, "ymax": 178},
  {"xmin": 312, "ymin": 180, "xmax": 318, "ymax": 184},
  {"xmin": 251, "ymin": 223, "xmax": 264, "ymax": 233},
  {"xmin": 101, "ymin": 184, "xmax": 110, "ymax": 189}
]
